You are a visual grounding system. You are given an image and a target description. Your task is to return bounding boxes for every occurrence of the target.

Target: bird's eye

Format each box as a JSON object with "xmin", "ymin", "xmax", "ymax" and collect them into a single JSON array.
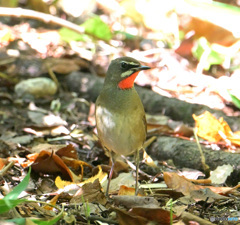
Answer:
[{"xmin": 120, "ymin": 61, "xmax": 128, "ymax": 69}]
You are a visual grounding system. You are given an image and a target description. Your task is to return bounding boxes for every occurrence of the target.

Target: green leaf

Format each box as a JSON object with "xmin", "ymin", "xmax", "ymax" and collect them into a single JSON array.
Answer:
[
  {"xmin": 228, "ymin": 91, "xmax": 240, "ymax": 109},
  {"xmin": 192, "ymin": 37, "xmax": 225, "ymax": 70},
  {"xmin": 81, "ymin": 16, "xmax": 112, "ymax": 41},
  {"xmin": 192, "ymin": 37, "xmax": 208, "ymax": 60},
  {"xmin": 207, "ymin": 49, "xmax": 225, "ymax": 67},
  {"xmin": 0, "ymin": 168, "xmax": 31, "ymax": 214},
  {"xmin": 0, "ymin": 199, "xmax": 27, "ymax": 214},
  {"xmin": 59, "ymin": 27, "xmax": 90, "ymax": 42},
  {"xmin": 59, "ymin": 16, "xmax": 112, "ymax": 42},
  {"xmin": 6, "ymin": 218, "xmax": 26, "ymax": 225}
]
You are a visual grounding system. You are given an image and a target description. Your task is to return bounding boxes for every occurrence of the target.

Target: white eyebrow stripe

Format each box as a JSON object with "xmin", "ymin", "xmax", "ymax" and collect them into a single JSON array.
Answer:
[
  {"xmin": 121, "ymin": 61, "xmax": 139, "ymax": 66},
  {"xmin": 121, "ymin": 70, "xmax": 133, "ymax": 77}
]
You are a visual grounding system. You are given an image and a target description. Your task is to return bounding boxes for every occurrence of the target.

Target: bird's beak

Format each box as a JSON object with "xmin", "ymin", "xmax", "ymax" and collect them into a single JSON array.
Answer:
[{"xmin": 137, "ymin": 66, "xmax": 151, "ymax": 71}]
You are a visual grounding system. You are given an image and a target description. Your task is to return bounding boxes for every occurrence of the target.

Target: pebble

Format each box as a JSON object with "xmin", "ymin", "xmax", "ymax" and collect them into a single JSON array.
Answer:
[{"xmin": 15, "ymin": 77, "xmax": 57, "ymax": 98}]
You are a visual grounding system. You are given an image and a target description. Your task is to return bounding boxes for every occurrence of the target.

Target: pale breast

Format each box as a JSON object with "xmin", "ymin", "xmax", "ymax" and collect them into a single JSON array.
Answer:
[{"xmin": 95, "ymin": 105, "xmax": 146, "ymax": 156}]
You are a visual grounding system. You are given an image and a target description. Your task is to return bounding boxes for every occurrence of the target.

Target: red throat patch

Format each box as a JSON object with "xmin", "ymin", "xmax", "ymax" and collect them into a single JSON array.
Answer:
[{"xmin": 118, "ymin": 71, "xmax": 140, "ymax": 89}]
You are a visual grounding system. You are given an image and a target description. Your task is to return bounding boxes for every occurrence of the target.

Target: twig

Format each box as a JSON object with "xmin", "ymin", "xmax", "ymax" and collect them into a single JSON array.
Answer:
[
  {"xmin": 194, "ymin": 128, "xmax": 210, "ymax": 175},
  {"xmin": 46, "ymin": 64, "xmax": 60, "ymax": 88},
  {"xmin": 122, "ymin": 154, "xmax": 152, "ymax": 179},
  {"xmin": 0, "ymin": 161, "xmax": 14, "ymax": 176},
  {"xmin": 0, "ymin": 7, "xmax": 85, "ymax": 34}
]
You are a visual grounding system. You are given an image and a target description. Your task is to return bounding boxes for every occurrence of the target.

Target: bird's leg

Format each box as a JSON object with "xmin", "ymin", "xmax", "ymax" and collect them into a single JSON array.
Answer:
[
  {"xmin": 135, "ymin": 148, "xmax": 140, "ymax": 195},
  {"xmin": 106, "ymin": 151, "xmax": 114, "ymax": 197}
]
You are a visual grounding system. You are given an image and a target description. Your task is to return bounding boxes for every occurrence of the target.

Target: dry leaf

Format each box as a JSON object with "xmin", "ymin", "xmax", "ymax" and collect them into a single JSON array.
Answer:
[
  {"xmin": 114, "ymin": 207, "xmax": 148, "ymax": 225},
  {"xmin": 193, "ymin": 111, "xmax": 240, "ymax": 146},
  {"xmin": 71, "ymin": 179, "xmax": 107, "ymax": 205},
  {"xmin": 209, "ymin": 164, "xmax": 233, "ymax": 184},
  {"xmin": 164, "ymin": 172, "xmax": 200, "ymax": 196},
  {"xmin": 55, "ymin": 165, "xmax": 107, "ymax": 189},
  {"xmin": 164, "ymin": 172, "xmax": 234, "ymax": 198},
  {"xmin": 80, "ymin": 165, "xmax": 107, "ymax": 186},
  {"xmin": 24, "ymin": 144, "xmax": 88, "ymax": 180},
  {"xmin": 31, "ymin": 150, "xmax": 73, "ymax": 180},
  {"xmin": 131, "ymin": 207, "xmax": 177, "ymax": 225},
  {"xmin": 193, "ymin": 111, "xmax": 228, "ymax": 142},
  {"xmin": 227, "ymin": 131, "xmax": 240, "ymax": 146},
  {"xmin": 102, "ymin": 172, "xmax": 135, "ymax": 194},
  {"xmin": 118, "ymin": 185, "xmax": 136, "ymax": 196},
  {"xmin": 55, "ymin": 176, "xmax": 73, "ymax": 189}
]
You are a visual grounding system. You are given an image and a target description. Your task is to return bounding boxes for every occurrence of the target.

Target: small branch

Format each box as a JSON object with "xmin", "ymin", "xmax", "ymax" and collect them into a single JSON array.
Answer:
[
  {"xmin": 0, "ymin": 161, "xmax": 14, "ymax": 176},
  {"xmin": 0, "ymin": 7, "xmax": 84, "ymax": 34}
]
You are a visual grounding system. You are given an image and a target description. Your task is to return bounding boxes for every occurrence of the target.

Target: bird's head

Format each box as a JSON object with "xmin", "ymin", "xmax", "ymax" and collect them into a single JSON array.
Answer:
[{"xmin": 104, "ymin": 57, "xmax": 150, "ymax": 90}]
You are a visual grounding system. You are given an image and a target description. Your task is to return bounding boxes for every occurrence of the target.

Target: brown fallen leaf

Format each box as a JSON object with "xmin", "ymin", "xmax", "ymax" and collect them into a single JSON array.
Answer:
[
  {"xmin": 62, "ymin": 156, "xmax": 92, "ymax": 179},
  {"xmin": 164, "ymin": 172, "xmax": 236, "ymax": 198},
  {"xmin": 71, "ymin": 179, "xmax": 107, "ymax": 205},
  {"xmin": 25, "ymin": 144, "xmax": 91, "ymax": 181},
  {"xmin": 164, "ymin": 172, "xmax": 200, "ymax": 196},
  {"xmin": 114, "ymin": 207, "xmax": 148, "ymax": 225},
  {"xmin": 131, "ymin": 207, "xmax": 178, "ymax": 225},
  {"xmin": 56, "ymin": 144, "xmax": 78, "ymax": 159},
  {"xmin": 114, "ymin": 207, "xmax": 177, "ymax": 225},
  {"xmin": 32, "ymin": 150, "xmax": 73, "ymax": 180},
  {"xmin": 118, "ymin": 185, "xmax": 138, "ymax": 196}
]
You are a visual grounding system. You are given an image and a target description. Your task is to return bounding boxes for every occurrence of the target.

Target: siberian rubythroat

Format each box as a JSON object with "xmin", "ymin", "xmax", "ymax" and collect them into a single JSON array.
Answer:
[{"xmin": 95, "ymin": 57, "xmax": 150, "ymax": 196}]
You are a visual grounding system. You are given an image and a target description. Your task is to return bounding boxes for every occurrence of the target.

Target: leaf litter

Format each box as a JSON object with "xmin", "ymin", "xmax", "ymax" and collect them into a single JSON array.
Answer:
[{"xmin": 1, "ymin": 1, "xmax": 240, "ymax": 224}]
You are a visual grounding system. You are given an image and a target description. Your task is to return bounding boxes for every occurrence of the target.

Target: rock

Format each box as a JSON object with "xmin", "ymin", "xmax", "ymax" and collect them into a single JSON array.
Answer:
[{"xmin": 15, "ymin": 77, "xmax": 57, "ymax": 98}]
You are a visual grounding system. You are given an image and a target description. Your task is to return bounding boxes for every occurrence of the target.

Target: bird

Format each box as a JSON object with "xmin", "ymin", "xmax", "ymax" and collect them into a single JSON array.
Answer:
[{"xmin": 95, "ymin": 56, "xmax": 150, "ymax": 196}]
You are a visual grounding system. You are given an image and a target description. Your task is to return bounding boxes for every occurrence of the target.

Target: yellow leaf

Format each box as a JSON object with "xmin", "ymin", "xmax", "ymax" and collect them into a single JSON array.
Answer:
[
  {"xmin": 55, "ymin": 176, "xmax": 73, "ymax": 189},
  {"xmin": 193, "ymin": 111, "xmax": 240, "ymax": 146},
  {"xmin": 80, "ymin": 165, "xmax": 108, "ymax": 185},
  {"xmin": 193, "ymin": 111, "xmax": 226, "ymax": 142},
  {"xmin": 227, "ymin": 131, "xmax": 240, "ymax": 146},
  {"xmin": 55, "ymin": 165, "xmax": 108, "ymax": 189},
  {"xmin": 43, "ymin": 194, "xmax": 59, "ymax": 210}
]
